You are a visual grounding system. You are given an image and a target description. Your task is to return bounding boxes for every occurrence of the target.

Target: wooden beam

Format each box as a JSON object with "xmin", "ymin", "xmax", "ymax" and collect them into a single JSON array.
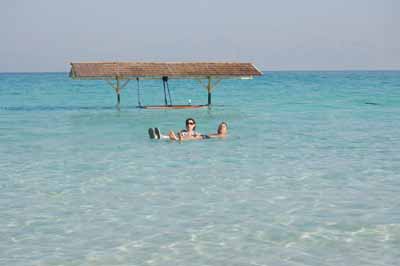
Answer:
[{"xmin": 73, "ymin": 75, "xmax": 253, "ymax": 81}]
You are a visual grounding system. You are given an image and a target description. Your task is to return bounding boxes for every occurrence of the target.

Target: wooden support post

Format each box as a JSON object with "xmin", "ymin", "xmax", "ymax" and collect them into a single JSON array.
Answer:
[
  {"xmin": 196, "ymin": 77, "xmax": 222, "ymax": 106},
  {"xmin": 116, "ymin": 76, "xmax": 121, "ymax": 105},
  {"xmin": 207, "ymin": 76, "xmax": 212, "ymax": 106}
]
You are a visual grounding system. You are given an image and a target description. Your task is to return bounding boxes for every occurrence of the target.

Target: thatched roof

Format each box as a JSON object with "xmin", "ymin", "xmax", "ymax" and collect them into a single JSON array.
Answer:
[{"xmin": 70, "ymin": 62, "xmax": 262, "ymax": 79}]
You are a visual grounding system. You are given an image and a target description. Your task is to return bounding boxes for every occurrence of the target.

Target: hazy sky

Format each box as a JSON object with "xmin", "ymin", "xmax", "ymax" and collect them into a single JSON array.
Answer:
[{"xmin": 1, "ymin": 0, "xmax": 399, "ymax": 72}]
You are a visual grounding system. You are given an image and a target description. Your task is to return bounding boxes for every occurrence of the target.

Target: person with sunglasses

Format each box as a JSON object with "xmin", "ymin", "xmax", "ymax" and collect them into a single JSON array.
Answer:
[{"xmin": 168, "ymin": 118, "xmax": 202, "ymax": 141}]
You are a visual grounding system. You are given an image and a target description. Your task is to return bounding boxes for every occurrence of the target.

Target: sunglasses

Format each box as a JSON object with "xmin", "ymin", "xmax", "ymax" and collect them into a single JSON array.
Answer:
[{"xmin": 187, "ymin": 122, "xmax": 195, "ymax": 125}]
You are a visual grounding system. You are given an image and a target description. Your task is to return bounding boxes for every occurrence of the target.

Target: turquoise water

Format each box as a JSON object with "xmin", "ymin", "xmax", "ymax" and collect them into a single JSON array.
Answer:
[{"xmin": 1, "ymin": 71, "xmax": 400, "ymax": 265}]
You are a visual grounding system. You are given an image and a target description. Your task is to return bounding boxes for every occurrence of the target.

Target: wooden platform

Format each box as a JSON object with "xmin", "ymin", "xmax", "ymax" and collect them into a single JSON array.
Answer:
[{"xmin": 139, "ymin": 105, "xmax": 208, "ymax": 110}]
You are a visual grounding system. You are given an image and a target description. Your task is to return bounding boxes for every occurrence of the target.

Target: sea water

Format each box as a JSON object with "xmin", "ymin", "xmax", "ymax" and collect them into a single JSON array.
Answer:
[{"xmin": 1, "ymin": 71, "xmax": 399, "ymax": 266}]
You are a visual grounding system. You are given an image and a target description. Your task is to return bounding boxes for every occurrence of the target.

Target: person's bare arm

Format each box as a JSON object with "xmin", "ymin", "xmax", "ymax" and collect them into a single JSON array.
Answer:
[
  {"xmin": 176, "ymin": 132, "xmax": 203, "ymax": 141},
  {"xmin": 207, "ymin": 133, "xmax": 226, "ymax": 139},
  {"xmin": 168, "ymin": 130, "xmax": 179, "ymax": 140}
]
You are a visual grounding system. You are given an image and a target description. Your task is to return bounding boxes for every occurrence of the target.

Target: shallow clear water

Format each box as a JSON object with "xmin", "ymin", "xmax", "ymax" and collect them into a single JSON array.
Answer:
[{"xmin": 1, "ymin": 71, "xmax": 400, "ymax": 265}]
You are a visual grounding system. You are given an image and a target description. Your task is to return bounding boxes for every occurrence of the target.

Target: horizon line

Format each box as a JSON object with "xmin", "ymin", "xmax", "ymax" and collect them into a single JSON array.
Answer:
[{"xmin": 1, "ymin": 69, "xmax": 400, "ymax": 74}]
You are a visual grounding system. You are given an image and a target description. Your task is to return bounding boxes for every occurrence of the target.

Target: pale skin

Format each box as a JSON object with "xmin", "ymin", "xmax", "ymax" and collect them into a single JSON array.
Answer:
[{"xmin": 206, "ymin": 122, "xmax": 228, "ymax": 139}]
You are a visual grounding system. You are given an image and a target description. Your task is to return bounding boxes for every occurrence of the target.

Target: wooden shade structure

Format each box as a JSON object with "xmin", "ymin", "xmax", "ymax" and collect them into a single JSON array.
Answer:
[{"xmin": 69, "ymin": 62, "xmax": 262, "ymax": 108}]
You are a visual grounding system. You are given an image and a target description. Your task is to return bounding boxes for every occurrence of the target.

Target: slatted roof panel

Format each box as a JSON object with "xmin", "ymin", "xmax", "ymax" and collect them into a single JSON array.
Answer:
[{"xmin": 70, "ymin": 62, "xmax": 262, "ymax": 79}]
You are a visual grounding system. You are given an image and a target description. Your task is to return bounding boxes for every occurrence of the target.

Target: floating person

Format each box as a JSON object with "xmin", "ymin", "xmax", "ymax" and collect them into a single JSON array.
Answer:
[
  {"xmin": 169, "ymin": 121, "xmax": 228, "ymax": 141},
  {"xmin": 149, "ymin": 121, "xmax": 228, "ymax": 142},
  {"xmin": 171, "ymin": 118, "xmax": 203, "ymax": 141},
  {"xmin": 148, "ymin": 119, "xmax": 228, "ymax": 141},
  {"xmin": 148, "ymin": 118, "xmax": 202, "ymax": 140},
  {"xmin": 202, "ymin": 122, "xmax": 228, "ymax": 139}
]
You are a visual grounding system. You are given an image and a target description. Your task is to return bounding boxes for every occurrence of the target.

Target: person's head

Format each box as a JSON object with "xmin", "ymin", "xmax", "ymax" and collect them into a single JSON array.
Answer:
[
  {"xmin": 185, "ymin": 118, "xmax": 196, "ymax": 130},
  {"xmin": 217, "ymin": 122, "xmax": 228, "ymax": 135}
]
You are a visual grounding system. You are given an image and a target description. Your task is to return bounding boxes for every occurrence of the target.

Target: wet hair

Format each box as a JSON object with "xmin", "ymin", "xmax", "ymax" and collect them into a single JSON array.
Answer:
[
  {"xmin": 218, "ymin": 122, "xmax": 228, "ymax": 134},
  {"xmin": 186, "ymin": 118, "xmax": 196, "ymax": 130}
]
